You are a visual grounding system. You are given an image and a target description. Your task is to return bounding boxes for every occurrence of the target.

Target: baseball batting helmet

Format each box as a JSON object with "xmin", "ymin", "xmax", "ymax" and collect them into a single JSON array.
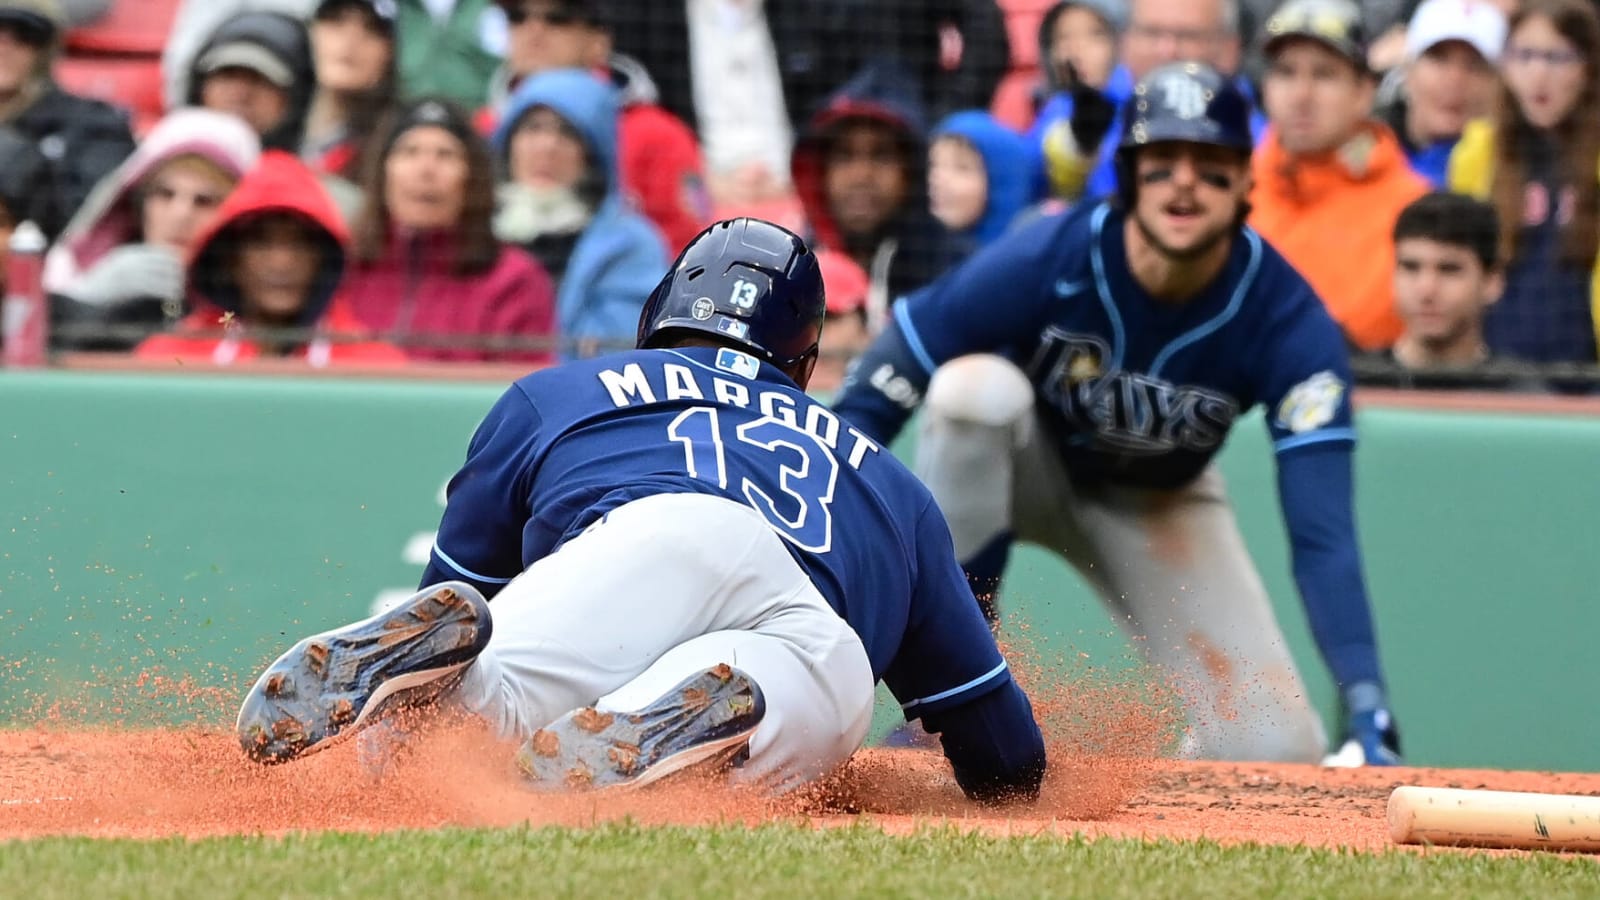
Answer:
[
  {"xmin": 1114, "ymin": 62, "xmax": 1254, "ymax": 206},
  {"xmin": 637, "ymin": 218, "xmax": 826, "ymax": 368}
]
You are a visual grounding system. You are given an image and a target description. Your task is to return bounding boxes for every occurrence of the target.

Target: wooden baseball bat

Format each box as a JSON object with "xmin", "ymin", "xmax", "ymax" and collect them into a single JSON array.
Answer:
[{"xmin": 1388, "ymin": 786, "xmax": 1600, "ymax": 851}]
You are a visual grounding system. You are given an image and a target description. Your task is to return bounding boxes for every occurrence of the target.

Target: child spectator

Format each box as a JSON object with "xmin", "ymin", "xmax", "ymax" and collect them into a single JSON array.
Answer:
[
  {"xmin": 490, "ymin": 68, "xmax": 666, "ymax": 360},
  {"xmin": 484, "ymin": 0, "xmax": 707, "ymax": 253},
  {"xmin": 1448, "ymin": 0, "xmax": 1600, "ymax": 365},
  {"xmin": 1375, "ymin": 0, "xmax": 1505, "ymax": 187},
  {"xmin": 46, "ymin": 109, "xmax": 260, "ymax": 351},
  {"xmin": 136, "ymin": 150, "xmax": 405, "ymax": 366},
  {"xmin": 1387, "ymin": 192, "xmax": 1505, "ymax": 377},
  {"xmin": 1029, "ymin": 0, "xmax": 1132, "ymax": 202},
  {"xmin": 0, "ymin": 0, "xmax": 135, "ymax": 238},
  {"xmin": 791, "ymin": 61, "xmax": 942, "ymax": 333},
  {"xmin": 344, "ymin": 97, "xmax": 555, "ymax": 362},
  {"xmin": 1249, "ymin": 0, "xmax": 1429, "ymax": 351},
  {"xmin": 927, "ymin": 110, "xmax": 1031, "ymax": 274},
  {"xmin": 182, "ymin": 12, "xmax": 316, "ymax": 153},
  {"xmin": 304, "ymin": 0, "xmax": 397, "ymax": 186}
]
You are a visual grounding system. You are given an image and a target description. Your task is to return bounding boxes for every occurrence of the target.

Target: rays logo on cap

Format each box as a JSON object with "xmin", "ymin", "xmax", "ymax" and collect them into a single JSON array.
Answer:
[
  {"xmin": 1162, "ymin": 73, "xmax": 1211, "ymax": 120},
  {"xmin": 690, "ymin": 297, "xmax": 715, "ymax": 320},
  {"xmin": 715, "ymin": 348, "xmax": 760, "ymax": 380}
]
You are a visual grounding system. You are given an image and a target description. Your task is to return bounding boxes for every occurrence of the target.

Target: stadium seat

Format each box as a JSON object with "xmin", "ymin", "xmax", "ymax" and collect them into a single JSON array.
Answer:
[
  {"xmin": 55, "ymin": 56, "xmax": 165, "ymax": 135},
  {"xmin": 998, "ymin": 0, "xmax": 1056, "ymax": 68},
  {"xmin": 64, "ymin": 0, "xmax": 182, "ymax": 55},
  {"xmin": 991, "ymin": 68, "xmax": 1041, "ymax": 132}
]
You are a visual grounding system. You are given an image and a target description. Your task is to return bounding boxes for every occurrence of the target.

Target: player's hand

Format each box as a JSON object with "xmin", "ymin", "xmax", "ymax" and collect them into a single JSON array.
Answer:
[
  {"xmin": 1323, "ymin": 707, "xmax": 1403, "ymax": 767},
  {"xmin": 1065, "ymin": 64, "xmax": 1117, "ymax": 155}
]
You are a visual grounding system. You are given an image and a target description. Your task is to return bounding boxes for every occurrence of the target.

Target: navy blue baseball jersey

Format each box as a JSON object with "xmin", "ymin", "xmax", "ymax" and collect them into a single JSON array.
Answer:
[
  {"xmin": 419, "ymin": 345, "xmax": 1046, "ymax": 797},
  {"xmin": 834, "ymin": 200, "xmax": 1385, "ymax": 693}
]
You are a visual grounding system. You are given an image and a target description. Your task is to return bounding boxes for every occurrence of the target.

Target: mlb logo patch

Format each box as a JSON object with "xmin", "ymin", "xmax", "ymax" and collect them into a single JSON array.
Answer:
[
  {"xmin": 716, "ymin": 317, "xmax": 750, "ymax": 340},
  {"xmin": 715, "ymin": 347, "xmax": 760, "ymax": 380}
]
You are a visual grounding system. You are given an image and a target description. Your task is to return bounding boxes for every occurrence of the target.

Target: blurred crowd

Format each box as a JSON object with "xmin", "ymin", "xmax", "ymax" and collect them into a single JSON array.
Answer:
[{"xmin": 0, "ymin": 0, "xmax": 1595, "ymax": 389}]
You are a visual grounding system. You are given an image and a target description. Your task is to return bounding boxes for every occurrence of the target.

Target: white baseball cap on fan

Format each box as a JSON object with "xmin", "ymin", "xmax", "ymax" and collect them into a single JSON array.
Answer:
[{"xmin": 1404, "ymin": 0, "xmax": 1508, "ymax": 65}]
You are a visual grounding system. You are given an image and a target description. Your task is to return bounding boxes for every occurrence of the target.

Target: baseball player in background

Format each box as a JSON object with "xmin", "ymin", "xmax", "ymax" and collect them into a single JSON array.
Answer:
[
  {"xmin": 833, "ymin": 62, "xmax": 1402, "ymax": 766},
  {"xmin": 235, "ymin": 219, "xmax": 1048, "ymax": 800}
]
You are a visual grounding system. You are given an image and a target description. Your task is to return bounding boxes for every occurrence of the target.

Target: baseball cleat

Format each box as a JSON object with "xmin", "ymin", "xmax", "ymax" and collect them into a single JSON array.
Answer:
[
  {"xmin": 237, "ymin": 581, "xmax": 492, "ymax": 764},
  {"xmin": 516, "ymin": 663, "xmax": 765, "ymax": 792}
]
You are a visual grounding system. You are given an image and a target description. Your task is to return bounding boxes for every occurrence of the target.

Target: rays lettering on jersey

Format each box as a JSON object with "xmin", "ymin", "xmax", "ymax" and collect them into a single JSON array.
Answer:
[{"xmin": 1028, "ymin": 328, "xmax": 1239, "ymax": 454}]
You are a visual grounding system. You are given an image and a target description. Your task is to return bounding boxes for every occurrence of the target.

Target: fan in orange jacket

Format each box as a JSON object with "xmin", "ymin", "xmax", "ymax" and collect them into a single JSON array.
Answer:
[
  {"xmin": 137, "ymin": 150, "xmax": 407, "ymax": 367},
  {"xmin": 1247, "ymin": 0, "xmax": 1430, "ymax": 352}
]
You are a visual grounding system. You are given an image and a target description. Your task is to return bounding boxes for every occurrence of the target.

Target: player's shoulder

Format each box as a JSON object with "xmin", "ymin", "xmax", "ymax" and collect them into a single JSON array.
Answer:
[
  {"xmin": 1243, "ymin": 227, "xmax": 1322, "ymax": 306},
  {"xmin": 1240, "ymin": 227, "xmax": 1343, "ymax": 330},
  {"xmin": 1235, "ymin": 229, "xmax": 1353, "ymax": 378},
  {"xmin": 852, "ymin": 456, "xmax": 941, "ymax": 553},
  {"xmin": 513, "ymin": 354, "xmax": 618, "ymax": 397},
  {"xmin": 936, "ymin": 199, "xmax": 1102, "ymax": 297},
  {"xmin": 1015, "ymin": 196, "xmax": 1104, "ymax": 248}
]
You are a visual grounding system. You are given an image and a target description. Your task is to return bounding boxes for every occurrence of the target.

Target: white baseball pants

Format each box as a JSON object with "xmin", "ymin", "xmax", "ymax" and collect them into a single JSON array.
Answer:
[
  {"xmin": 915, "ymin": 354, "xmax": 1326, "ymax": 763},
  {"xmin": 451, "ymin": 492, "xmax": 876, "ymax": 794}
]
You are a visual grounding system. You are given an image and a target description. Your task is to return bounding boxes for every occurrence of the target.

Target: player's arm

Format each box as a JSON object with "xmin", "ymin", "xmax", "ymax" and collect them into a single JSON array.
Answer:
[
  {"xmin": 1263, "ymin": 308, "xmax": 1398, "ymax": 761},
  {"xmin": 831, "ymin": 214, "xmax": 1063, "ymax": 445},
  {"xmin": 418, "ymin": 384, "xmax": 543, "ymax": 600},
  {"xmin": 885, "ymin": 499, "xmax": 1048, "ymax": 803}
]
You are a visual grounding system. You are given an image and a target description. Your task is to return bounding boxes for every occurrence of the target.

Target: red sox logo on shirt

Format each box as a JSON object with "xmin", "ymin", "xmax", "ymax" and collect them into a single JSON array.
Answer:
[{"xmin": 1522, "ymin": 182, "xmax": 1576, "ymax": 227}]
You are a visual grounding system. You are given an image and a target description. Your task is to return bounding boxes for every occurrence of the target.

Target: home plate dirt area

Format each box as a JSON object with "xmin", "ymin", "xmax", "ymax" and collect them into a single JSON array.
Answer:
[{"xmin": 5, "ymin": 726, "xmax": 1599, "ymax": 854}]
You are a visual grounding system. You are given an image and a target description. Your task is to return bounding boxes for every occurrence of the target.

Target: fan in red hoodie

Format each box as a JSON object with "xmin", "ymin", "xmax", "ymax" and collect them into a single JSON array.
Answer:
[{"xmin": 137, "ymin": 150, "xmax": 406, "ymax": 367}]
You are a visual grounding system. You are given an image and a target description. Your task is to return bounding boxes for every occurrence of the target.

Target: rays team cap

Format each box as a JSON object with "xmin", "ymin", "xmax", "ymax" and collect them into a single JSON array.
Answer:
[
  {"xmin": 1404, "ymin": 0, "xmax": 1507, "ymax": 65},
  {"xmin": 1262, "ymin": 0, "xmax": 1367, "ymax": 71},
  {"xmin": 197, "ymin": 41, "xmax": 296, "ymax": 89}
]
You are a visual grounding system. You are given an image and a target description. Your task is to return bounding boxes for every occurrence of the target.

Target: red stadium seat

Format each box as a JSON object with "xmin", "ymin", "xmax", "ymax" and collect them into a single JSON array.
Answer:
[
  {"xmin": 991, "ymin": 68, "xmax": 1042, "ymax": 132},
  {"xmin": 998, "ymin": 0, "xmax": 1056, "ymax": 68},
  {"xmin": 64, "ymin": 0, "xmax": 182, "ymax": 55},
  {"xmin": 994, "ymin": 0, "xmax": 1055, "ymax": 130},
  {"xmin": 54, "ymin": 55, "xmax": 165, "ymax": 135}
]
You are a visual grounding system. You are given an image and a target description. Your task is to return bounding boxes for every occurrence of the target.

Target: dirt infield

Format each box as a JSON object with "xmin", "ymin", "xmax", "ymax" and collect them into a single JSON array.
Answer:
[{"xmin": 5, "ymin": 726, "xmax": 1599, "ymax": 850}]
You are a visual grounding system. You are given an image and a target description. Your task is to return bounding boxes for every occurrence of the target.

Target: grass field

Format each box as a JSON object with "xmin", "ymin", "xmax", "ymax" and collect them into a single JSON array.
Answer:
[{"xmin": 5, "ymin": 822, "xmax": 1599, "ymax": 900}]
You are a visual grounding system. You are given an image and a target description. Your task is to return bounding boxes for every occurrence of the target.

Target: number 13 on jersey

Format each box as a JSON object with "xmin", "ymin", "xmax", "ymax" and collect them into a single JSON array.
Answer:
[{"xmin": 667, "ymin": 406, "xmax": 839, "ymax": 552}]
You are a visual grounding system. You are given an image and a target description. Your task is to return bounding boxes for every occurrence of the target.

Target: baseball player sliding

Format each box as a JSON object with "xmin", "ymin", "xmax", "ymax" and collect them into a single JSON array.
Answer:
[
  {"xmin": 235, "ymin": 219, "xmax": 1048, "ymax": 800},
  {"xmin": 834, "ymin": 62, "xmax": 1401, "ymax": 766}
]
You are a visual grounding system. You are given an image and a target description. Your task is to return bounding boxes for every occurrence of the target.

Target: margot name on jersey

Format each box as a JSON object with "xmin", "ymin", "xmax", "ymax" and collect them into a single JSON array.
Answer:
[{"xmin": 598, "ymin": 357, "xmax": 883, "ymax": 470}]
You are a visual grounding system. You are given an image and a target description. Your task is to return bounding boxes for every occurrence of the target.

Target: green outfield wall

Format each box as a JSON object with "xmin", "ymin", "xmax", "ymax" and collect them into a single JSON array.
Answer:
[{"xmin": 3, "ymin": 371, "xmax": 1596, "ymax": 770}]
